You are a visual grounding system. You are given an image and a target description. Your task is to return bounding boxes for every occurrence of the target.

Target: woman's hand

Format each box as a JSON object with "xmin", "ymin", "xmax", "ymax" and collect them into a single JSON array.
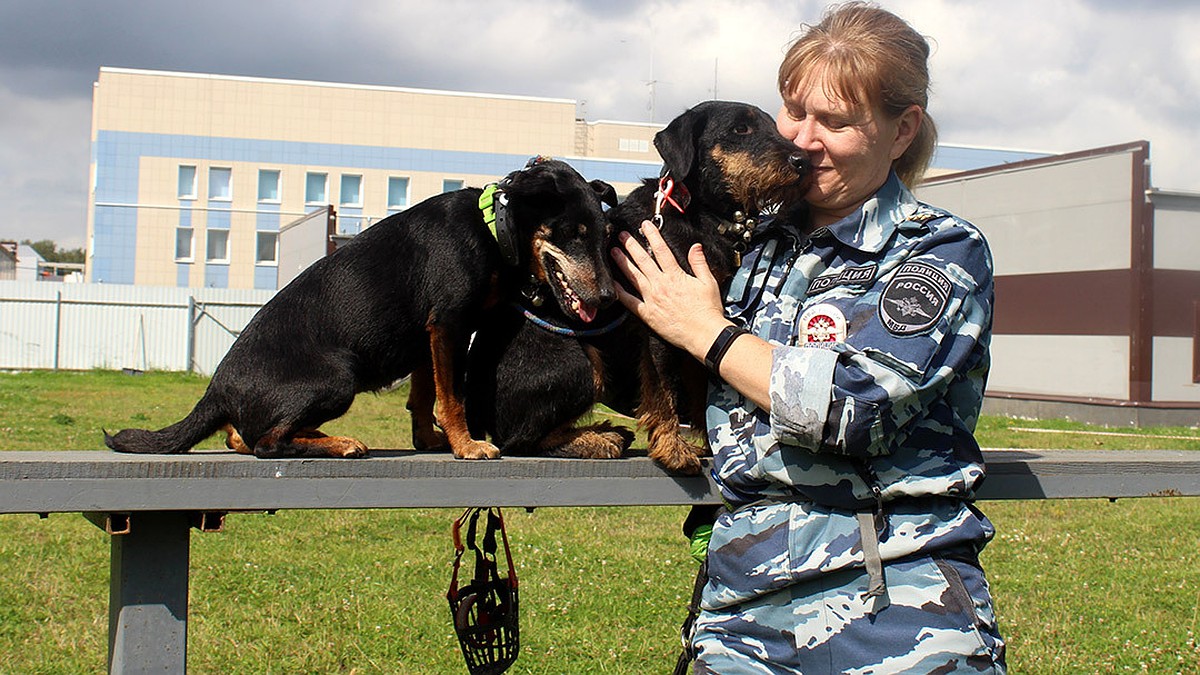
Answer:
[
  {"xmin": 609, "ymin": 221, "xmax": 731, "ymax": 360},
  {"xmin": 611, "ymin": 220, "xmax": 775, "ymax": 411}
]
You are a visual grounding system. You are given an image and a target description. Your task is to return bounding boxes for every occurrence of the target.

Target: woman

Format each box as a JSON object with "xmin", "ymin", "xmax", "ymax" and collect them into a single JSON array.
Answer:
[{"xmin": 612, "ymin": 3, "xmax": 1007, "ymax": 673}]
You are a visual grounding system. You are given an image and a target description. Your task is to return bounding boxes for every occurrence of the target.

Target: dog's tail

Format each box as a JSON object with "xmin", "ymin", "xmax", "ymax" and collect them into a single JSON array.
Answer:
[{"xmin": 104, "ymin": 392, "xmax": 225, "ymax": 454}]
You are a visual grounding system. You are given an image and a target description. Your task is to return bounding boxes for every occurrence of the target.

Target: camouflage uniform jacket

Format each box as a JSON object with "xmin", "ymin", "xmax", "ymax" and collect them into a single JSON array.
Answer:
[{"xmin": 703, "ymin": 172, "xmax": 996, "ymax": 609}]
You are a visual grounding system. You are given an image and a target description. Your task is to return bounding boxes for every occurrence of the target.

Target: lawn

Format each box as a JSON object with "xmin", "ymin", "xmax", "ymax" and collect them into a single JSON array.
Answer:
[{"xmin": 0, "ymin": 370, "xmax": 1197, "ymax": 673}]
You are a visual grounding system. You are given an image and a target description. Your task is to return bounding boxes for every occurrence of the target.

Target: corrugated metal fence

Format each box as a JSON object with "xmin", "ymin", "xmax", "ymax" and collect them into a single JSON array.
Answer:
[{"xmin": 0, "ymin": 281, "xmax": 273, "ymax": 375}]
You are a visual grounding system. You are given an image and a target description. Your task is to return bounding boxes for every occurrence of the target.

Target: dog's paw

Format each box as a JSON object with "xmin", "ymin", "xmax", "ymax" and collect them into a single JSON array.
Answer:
[
  {"xmin": 413, "ymin": 425, "xmax": 449, "ymax": 452},
  {"xmin": 594, "ymin": 425, "xmax": 636, "ymax": 458},
  {"xmin": 453, "ymin": 439, "xmax": 501, "ymax": 460},
  {"xmin": 565, "ymin": 430, "xmax": 631, "ymax": 459},
  {"xmin": 649, "ymin": 436, "xmax": 704, "ymax": 475},
  {"xmin": 326, "ymin": 437, "xmax": 368, "ymax": 458}
]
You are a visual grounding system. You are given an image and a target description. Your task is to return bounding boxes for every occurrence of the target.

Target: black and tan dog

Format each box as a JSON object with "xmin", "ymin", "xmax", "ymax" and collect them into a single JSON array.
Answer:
[
  {"xmin": 467, "ymin": 101, "xmax": 810, "ymax": 472},
  {"xmin": 105, "ymin": 157, "xmax": 617, "ymax": 459}
]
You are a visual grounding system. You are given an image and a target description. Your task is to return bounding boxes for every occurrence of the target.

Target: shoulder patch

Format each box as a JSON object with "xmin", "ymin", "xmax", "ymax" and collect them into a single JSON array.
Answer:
[{"xmin": 879, "ymin": 262, "xmax": 952, "ymax": 336}]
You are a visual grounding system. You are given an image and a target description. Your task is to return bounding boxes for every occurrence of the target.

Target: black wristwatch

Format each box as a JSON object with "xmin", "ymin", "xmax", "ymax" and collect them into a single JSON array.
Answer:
[{"xmin": 704, "ymin": 324, "xmax": 750, "ymax": 372}]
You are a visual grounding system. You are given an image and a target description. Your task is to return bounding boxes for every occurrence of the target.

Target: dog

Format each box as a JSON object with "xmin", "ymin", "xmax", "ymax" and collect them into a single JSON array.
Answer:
[
  {"xmin": 105, "ymin": 157, "xmax": 618, "ymax": 459},
  {"xmin": 466, "ymin": 101, "xmax": 811, "ymax": 472}
]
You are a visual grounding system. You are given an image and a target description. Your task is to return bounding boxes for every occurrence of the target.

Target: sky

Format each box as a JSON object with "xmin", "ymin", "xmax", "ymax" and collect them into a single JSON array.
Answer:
[{"xmin": 1, "ymin": 0, "xmax": 1197, "ymax": 250}]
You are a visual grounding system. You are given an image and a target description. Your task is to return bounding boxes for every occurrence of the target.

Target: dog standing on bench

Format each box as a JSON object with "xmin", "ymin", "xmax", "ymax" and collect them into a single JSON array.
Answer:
[
  {"xmin": 467, "ymin": 102, "xmax": 811, "ymax": 471},
  {"xmin": 105, "ymin": 157, "xmax": 618, "ymax": 459}
]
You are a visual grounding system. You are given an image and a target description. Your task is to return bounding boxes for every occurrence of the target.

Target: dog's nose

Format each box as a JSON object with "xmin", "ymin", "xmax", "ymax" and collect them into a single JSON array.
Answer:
[
  {"xmin": 598, "ymin": 281, "xmax": 618, "ymax": 307},
  {"xmin": 788, "ymin": 151, "xmax": 812, "ymax": 174}
]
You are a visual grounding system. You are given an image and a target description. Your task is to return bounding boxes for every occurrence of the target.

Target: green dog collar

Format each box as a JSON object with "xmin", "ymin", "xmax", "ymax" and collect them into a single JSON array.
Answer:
[{"xmin": 479, "ymin": 183, "xmax": 500, "ymax": 242}]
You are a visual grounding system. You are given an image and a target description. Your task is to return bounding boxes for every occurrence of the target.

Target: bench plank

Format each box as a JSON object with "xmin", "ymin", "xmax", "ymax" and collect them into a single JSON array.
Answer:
[{"xmin": 1, "ymin": 448, "xmax": 1197, "ymax": 514}]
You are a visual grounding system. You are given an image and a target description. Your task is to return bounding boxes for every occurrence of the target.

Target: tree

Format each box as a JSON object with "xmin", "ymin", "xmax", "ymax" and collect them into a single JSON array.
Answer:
[{"xmin": 21, "ymin": 240, "xmax": 85, "ymax": 264}]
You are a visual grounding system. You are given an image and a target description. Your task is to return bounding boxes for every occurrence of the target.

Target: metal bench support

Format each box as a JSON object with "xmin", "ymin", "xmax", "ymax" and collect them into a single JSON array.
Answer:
[{"xmin": 107, "ymin": 511, "xmax": 190, "ymax": 674}]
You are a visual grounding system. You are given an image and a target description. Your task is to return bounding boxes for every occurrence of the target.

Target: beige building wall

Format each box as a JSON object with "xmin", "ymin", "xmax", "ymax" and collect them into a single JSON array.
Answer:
[
  {"xmin": 91, "ymin": 69, "xmax": 579, "ymax": 155},
  {"xmin": 88, "ymin": 68, "xmax": 659, "ymax": 290}
]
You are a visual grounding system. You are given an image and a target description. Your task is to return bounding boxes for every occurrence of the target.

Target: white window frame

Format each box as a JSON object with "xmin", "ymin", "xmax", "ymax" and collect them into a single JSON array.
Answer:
[
  {"xmin": 208, "ymin": 166, "xmax": 233, "ymax": 201},
  {"xmin": 305, "ymin": 171, "xmax": 328, "ymax": 205},
  {"xmin": 387, "ymin": 176, "xmax": 410, "ymax": 210},
  {"xmin": 255, "ymin": 231, "xmax": 278, "ymax": 265},
  {"xmin": 178, "ymin": 165, "xmax": 197, "ymax": 200},
  {"xmin": 619, "ymin": 138, "xmax": 650, "ymax": 153},
  {"xmin": 205, "ymin": 229, "xmax": 230, "ymax": 264},
  {"xmin": 175, "ymin": 227, "xmax": 194, "ymax": 261},
  {"xmin": 257, "ymin": 168, "xmax": 281, "ymax": 203},
  {"xmin": 340, "ymin": 174, "xmax": 363, "ymax": 207}
]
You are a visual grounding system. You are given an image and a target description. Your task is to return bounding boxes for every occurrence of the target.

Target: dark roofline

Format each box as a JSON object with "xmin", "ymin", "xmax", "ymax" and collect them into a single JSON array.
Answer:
[{"xmin": 922, "ymin": 140, "xmax": 1150, "ymax": 185}]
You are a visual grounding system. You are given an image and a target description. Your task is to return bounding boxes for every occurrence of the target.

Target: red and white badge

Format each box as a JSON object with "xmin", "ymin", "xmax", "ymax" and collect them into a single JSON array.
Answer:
[{"xmin": 799, "ymin": 303, "xmax": 847, "ymax": 345}]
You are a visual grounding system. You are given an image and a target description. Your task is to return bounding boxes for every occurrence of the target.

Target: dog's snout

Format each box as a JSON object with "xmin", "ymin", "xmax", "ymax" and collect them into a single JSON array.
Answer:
[
  {"xmin": 788, "ymin": 151, "xmax": 812, "ymax": 175},
  {"xmin": 598, "ymin": 281, "xmax": 618, "ymax": 307}
]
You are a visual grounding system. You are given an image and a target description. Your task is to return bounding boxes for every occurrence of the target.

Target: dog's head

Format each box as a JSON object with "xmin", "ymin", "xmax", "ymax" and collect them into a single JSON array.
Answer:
[
  {"xmin": 654, "ymin": 100, "xmax": 811, "ymax": 217},
  {"xmin": 498, "ymin": 158, "xmax": 618, "ymax": 323}
]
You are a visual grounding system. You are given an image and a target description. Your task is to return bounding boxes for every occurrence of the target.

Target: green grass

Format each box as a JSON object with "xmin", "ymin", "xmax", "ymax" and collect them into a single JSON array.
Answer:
[{"xmin": 0, "ymin": 370, "xmax": 1198, "ymax": 673}]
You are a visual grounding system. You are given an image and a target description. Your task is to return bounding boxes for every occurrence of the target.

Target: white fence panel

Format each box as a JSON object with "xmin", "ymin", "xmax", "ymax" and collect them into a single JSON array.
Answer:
[
  {"xmin": 0, "ymin": 281, "xmax": 274, "ymax": 375},
  {"xmin": 62, "ymin": 284, "xmax": 190, "ymax": 372},
  {"xmin": 190, "ymin": 289, "xmax": 275, "ymax": 375},
  {"xmin": 0, "ymin": 283, "xmax": 59, "ymax": 369}
]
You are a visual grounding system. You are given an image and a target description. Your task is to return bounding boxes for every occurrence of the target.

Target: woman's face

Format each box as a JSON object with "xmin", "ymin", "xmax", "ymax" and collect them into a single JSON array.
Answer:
[{"xmin": 776, "ymin": 70, "xmax": 919, "ymax": 227}]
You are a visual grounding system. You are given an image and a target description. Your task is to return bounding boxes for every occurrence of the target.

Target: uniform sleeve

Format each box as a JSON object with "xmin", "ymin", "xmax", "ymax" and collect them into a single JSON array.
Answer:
[{"xmin": 767, "ymin": 223, "xmax": 993, "ymax": 457}]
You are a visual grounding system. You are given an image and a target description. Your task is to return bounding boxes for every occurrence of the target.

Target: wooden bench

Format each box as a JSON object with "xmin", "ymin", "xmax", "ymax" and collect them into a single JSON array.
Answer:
[{"xmin": 2, "ymin": 448, "xmax": 1198, "ymax": 674}]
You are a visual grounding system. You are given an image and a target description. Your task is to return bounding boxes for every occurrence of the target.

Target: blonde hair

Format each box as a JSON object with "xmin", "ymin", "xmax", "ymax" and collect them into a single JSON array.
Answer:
[{"xmin": 777, "ymin": 2, "xmax": 937, "ymax": 186}]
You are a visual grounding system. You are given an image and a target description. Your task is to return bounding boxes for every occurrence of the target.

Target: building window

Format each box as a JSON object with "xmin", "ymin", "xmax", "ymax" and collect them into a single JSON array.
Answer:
[
  {"xmin": 258, "ymin": 169, "xmax": 281, "ymax": 202},
  {"xmin": 256, "ymin": 231, "xmax": 278, "ymax": 265},
  {"xmin": 305, "ymin": 172, "xmax": 328, "ymax": 204},
  {"xmin": 619, "ymin": 138, "xmax": 650, "ymax": 153},
  {"xmin": 387, "ymin": 177, "xmax": 410, "ymax": 210},
  {"xmin": 206, "ymin": 229, "xmax": 230, "ymax": 263},
  {"xmin": 208, "ymin": 167, "xmax": 232, "ymax": 201},
  {"xmin": 178, "ymin": 166, "xmax": 197, "ymax": 199},
  {"xmin": 442, "ymin": 179, "xmax": 464, "ymax": 193},
  {"xmin": 340, "ymin": 174, "xmax": 362, "ymax": 206},
  {"xmin": 175, "ymin": 227, "xmax": 194, "ymax": 260}
]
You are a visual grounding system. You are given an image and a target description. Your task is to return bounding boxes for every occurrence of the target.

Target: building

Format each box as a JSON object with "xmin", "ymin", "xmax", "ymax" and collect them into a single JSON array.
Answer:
[
  {"xmin": 86, "ymin": 67, "xmax": 1200, "ymax": 425},
  {"xmin": 86, "ymin": 67, "xmax": 1046, "ymax": 291},
  {"xmin": 916, "ymin": 141, "xmax": 1200, "ymax": 424},
  {"xmin": 0, "ymin": 242, "xmax": 51, "ymax": 282},
  {"xmin": 86, "ymin": 68, "xmax": 667, "ymax": 289},
  {"xmin": 0, "ymin": 243, "xmax": 14, "ymax": 281}
]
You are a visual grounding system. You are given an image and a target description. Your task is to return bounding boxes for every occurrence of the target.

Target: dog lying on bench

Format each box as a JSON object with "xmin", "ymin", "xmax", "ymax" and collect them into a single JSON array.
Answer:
[
  {"xmin": 466, "ymin": 101, "xmax": 811, "ymax": 472},
  {"xmin": 106, "ymin": 157, "xmax": 618, "ymax": 459}
]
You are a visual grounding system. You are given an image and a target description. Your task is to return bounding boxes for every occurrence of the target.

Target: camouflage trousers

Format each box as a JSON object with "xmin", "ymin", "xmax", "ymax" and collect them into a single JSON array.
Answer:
[{"xmin": 692, "ymin": 547, "xmax": 1006, "ymax": 674}]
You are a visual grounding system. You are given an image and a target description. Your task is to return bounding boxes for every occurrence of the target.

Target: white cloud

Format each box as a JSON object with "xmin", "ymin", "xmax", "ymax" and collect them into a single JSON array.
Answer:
[
  {"xmin": 0, "ymin": 82, "xmax": 91, "ymax": 249},
  {"xmin": 1, "ymin": 0, "xmax": 1198, "ymax": 249}
]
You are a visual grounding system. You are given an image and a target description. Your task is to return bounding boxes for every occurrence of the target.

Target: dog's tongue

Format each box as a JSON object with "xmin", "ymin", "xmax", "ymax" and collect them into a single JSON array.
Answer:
[{"xmin": 576, "ymin": 302, "xmax": 598, "ymax": 324}]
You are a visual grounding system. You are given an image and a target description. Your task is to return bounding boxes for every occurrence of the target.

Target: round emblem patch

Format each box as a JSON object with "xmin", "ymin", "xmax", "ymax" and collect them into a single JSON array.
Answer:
[
  {"xmin": 799, "ymin": 303, "xmax": 847, "ymax": 345},
  {"xmin": 879, "ymin": 262, "xmax": 952, "ymax": 336}
]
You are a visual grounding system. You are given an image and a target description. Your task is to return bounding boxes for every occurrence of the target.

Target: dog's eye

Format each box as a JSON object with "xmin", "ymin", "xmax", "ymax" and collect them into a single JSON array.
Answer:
[
  {"xmin": 733, "ymin": 124, "xmax": 753, "ymax": 135},
  {"xmin": 579, "ymin": 223, "xmax": 588, "ymax": 237}
]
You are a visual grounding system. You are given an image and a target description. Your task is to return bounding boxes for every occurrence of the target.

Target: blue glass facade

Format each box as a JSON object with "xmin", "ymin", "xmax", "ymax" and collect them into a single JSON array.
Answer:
[
  {"xmin": 89, "ymin": 130, "xmax": 662, "ymax": 286},
  {"xmin": 90, "ymin": 130, "xmax": 1043, "ymax": 287}
]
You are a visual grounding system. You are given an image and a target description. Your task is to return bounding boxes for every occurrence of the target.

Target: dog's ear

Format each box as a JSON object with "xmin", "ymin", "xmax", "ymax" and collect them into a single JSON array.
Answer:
[
  {"xmin": 590, "ymin": 180, "xmax": 618, "ymax": 208},
  {"xmin": 654, "ymin": 107, "xmax": 704, "ymax": 182},
  {"xmin": 502, "ymin": 162, "xmax": 556, "ymax": 196}
]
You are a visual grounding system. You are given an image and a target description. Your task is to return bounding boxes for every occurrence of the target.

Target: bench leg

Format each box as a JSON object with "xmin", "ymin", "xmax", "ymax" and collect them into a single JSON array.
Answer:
[{"xmin": 107, "ymin": 511, "xmax": 190, "ymax": 674}]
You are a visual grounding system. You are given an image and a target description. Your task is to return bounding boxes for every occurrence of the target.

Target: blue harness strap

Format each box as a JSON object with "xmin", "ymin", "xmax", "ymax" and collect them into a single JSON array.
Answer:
[{"xmin": 514, "ymin": 302, "xmax": 627, "ymax": 338}]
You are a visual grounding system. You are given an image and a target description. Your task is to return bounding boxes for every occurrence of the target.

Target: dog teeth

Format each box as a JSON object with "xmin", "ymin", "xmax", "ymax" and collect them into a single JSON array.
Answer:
[{"xmin": 554, "ymin": 269, "xmax": 597, "ymax": 322}]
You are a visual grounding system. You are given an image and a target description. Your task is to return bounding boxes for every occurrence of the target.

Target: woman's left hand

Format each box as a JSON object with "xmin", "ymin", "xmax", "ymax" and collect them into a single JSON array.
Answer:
[{"xmin": 610, "ymin": 221, "xmax": 731, "ymax": 359}]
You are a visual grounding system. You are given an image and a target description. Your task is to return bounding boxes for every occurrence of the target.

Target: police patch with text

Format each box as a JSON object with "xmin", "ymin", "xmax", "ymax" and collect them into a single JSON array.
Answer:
[
  {"xmin": 806, "ymin": 263, "xmax": 877, "ymax": 295},
  {"xmin": 879, "ymin": 262, "xmax": 952, "ymax": 336}
]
